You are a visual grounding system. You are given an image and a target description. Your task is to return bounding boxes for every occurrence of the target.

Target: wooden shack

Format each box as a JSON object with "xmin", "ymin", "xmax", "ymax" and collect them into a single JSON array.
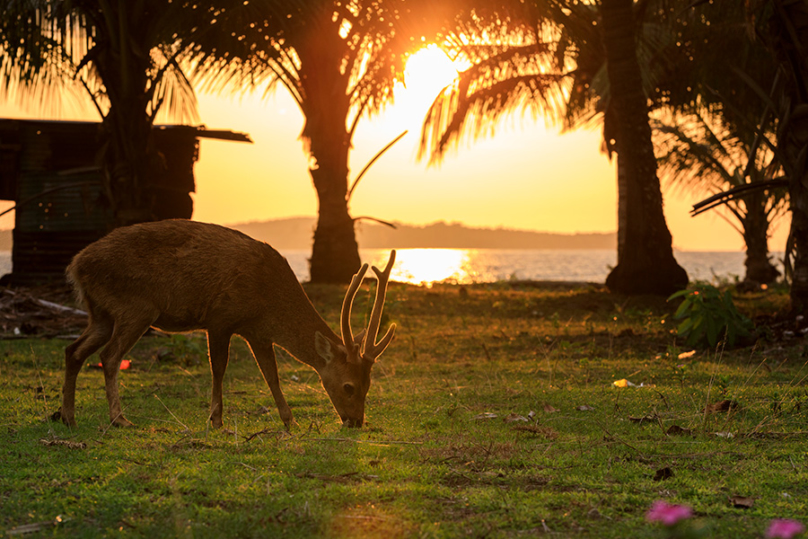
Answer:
[{"xmin": 0, "ymin": 119, "xmax": 250, "ymax": 285}]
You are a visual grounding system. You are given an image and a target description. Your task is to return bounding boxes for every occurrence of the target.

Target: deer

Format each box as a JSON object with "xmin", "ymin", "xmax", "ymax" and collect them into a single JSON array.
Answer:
[{"xmin": 57, "ymin": 219, "xmax": 396, "ymax": 429}]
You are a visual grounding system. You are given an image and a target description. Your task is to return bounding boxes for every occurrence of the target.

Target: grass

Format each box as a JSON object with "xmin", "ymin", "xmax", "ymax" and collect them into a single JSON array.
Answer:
[{"xmin": 1, "ymin": 281, "xmax": 807, "ymax": 538}]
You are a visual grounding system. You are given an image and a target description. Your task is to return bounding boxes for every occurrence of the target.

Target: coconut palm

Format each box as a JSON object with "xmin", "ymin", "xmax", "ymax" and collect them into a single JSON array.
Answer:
[
  {"xmin": 756, "ymin": 0, "xmax": 808, "ymax": 313},
  {"xmin": 190, "ymin": 0, "xmax": 472, "ymax": 282},
  {"xmin": 597, "ymin": 0, "xmax": 687, "ymax": 294},
  {"xmin": 0, "ymin": 0, "xmax": 216, "ymax": 226},
  {"xmin": 420, "ymin": 0, "xmax": 688, "ymax": 294},
  {"xmin": 687, "ymin": 0, "xmax": 808, "ymax": 311},
  {"xmin": 654, "ymin": 112, "xmax": 788, "ymax": 284}
]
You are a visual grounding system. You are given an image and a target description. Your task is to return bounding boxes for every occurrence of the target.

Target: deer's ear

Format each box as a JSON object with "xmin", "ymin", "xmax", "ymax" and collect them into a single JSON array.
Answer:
[
  {"xmin": 315, "ymin": 331, "xmax": 335, "ymax": 363},
  {"xmin": 316, "ymin": 331, "xmax": 348, "ymax": 364}
]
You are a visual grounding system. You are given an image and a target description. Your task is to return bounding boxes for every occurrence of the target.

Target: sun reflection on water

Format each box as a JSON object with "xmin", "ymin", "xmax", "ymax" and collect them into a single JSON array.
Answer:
[
  {"xmin": 393, "ymin": 248, "xmax": 467, "ymax": 285},
  {"xmin": 280, "ymin": 248, "xmax": 756, "ymax": 286},
  {"xmin": 365, "ymin": 248, "xmax": 482, "ymax": 285}
]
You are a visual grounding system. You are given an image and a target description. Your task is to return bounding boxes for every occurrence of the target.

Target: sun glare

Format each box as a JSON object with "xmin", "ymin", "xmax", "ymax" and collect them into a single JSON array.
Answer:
[
  {"xmin": 379, "ymin": 248, "xmax": 470, "ymax": 285},
  {"xmin": 403, "ymin": 45, "xmax": 461, "ymax": 99},
  {"xmin": 385, "ymin": 45, "xmax": 466, "ymax": 130}
]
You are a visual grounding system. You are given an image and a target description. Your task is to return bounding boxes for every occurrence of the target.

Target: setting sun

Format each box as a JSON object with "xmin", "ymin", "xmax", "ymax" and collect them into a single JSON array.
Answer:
[
  {"xmin": 380, "ymin": 45, "xmax": 467, "ymax": 134},
  {"xmin": 402, "ymin": 45, "xmax": 462, "ymax": 101}
]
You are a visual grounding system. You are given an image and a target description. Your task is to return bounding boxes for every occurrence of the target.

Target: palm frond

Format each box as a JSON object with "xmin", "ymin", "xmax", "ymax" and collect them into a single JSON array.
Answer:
[{"xmin": 419, "ymin": 70, "xmax": 568, "ymax": 162}]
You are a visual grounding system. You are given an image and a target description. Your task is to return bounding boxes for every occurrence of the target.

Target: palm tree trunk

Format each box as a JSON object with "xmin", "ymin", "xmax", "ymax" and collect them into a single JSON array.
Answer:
[
  {"xmin": 104, "ymin": 103, "xmax": 157, "ymax": 227},
  {"xmin": 742, "ymin": 192, "xmax": 780, "ymax": 284},
  {"xmin": 790, "ymin": 171, "xmax": 808, "ymax": 313},
  {"xmin": 94, "ymin": 5, "xmax": 159, "ymax": 228},
  {"xmin": 769, "ymin": 0, "xmax": 808, "ymax": 312},
  {"xmin": 297, "ymin": 11, "xmax": 363, "ymax": 284},
  {"xmin": 306, "ymin": 106, "xmax": 362, "ymax": 283},
  {"xmin": 616, "ymin": 153, "xmax": 628, "ymax": 261},
  {"xmin": 601, "ymin": 0, "xmax": 688, "ymax": 295},
  {"xmin": 309, "ymin": 161, "xmax": 362, "ymax": 283}
]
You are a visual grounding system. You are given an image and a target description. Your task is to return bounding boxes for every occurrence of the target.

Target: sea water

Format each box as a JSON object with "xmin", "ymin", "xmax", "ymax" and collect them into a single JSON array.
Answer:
[{"xmin": 0, "ymin": 248, "xmax": 775, "ymax": 286}]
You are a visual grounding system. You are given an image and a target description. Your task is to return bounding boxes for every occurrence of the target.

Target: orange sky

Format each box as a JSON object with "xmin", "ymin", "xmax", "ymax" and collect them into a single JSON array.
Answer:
[{"xmin": 0, "ymin": 48, "xmax": 790, "ymax": 252}]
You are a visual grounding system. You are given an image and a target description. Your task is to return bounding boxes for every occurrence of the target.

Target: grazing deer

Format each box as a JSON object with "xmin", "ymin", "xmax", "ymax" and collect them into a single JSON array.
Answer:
[{"xmin": 58, "ymin": 220, "xmax": 396, "ymax": 429}]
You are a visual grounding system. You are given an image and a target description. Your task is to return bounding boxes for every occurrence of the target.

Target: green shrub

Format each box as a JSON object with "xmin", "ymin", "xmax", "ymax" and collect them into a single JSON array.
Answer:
[{"xmin": 668, "ymin": 284, "xmax": 754, "ymax": 348}]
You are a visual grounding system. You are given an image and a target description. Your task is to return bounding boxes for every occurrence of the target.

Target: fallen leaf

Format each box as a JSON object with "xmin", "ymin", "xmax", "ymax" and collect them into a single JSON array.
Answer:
[
  {"xmin": 729, "ymin": 495, "xmax": 754, "ymax": 508},
  {"xmin": 39, "ymin": 439, "xmax": 86, "ymax": 450},
  {"xmin": 702, "ymin": 400, "xmax": 738, "ymax": 414},
  {"xmin": 653, "ymin": 467, "xmax": 674, "ymax": 481},
  {"xmin": 7, "ymin": 516, "xmax": 67, "ymax": 536},
  {"xmin": 715, "ymin": 432, "xmax": 735, "ymax": 439},
  {"xmin": 503, "ymin": 413, "xmax": 528, "ymax": 423},
  {"xmin": 666, "ymin": 425, "xmax": 693, "ymax": 436},
  {"xmin": 473, "ymin": 413, "xmax": 498, "ymax": 420},
  {"xmin": 543, "ymin": 404, "xmax": 559, "ymax": 413},
  {"xmin": 576, "ymin": 405, "xmax": 595, "ymax": 411}
]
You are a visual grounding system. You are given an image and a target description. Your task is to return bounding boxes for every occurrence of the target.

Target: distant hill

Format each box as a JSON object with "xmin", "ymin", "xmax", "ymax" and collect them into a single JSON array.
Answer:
[
  {"xmin": 229, "ymin": 217, "xmax": 616, "ymax": 250},
  {"xmin": 0, "ymin": 218, "xmax": 616, "ymax": 251}
]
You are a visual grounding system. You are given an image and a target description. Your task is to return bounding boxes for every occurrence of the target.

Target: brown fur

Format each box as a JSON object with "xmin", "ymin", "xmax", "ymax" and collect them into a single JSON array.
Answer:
[{"xmin": 59, "ymin": 219, "xmax": 395, "ymax": 429}]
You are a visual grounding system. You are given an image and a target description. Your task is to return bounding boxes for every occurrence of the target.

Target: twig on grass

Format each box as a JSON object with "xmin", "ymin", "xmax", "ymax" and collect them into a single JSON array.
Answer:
[
  {"xmin": 99, "ymin": 408, "xmax": 129, "ymax": 438},
  {"xmin": 153, "ymin": 394, "xmax": 190, "ymax": 432},
  {"xmin": 653, "ymin": 389, "xmax": 671, "ymax": 410},
  {"xmin": 590, "ymin": 418, "xmax": 645, "ymax": 457},
  {"xmin": 310, "ymin": 437, "xmax": 423, "ymax": 445},
  {"xmin": 244, "ymin": 427, "xmax": 290, "ymax": 442},
  {"xmin": 703, "ymin": 337, "xmax": 727, "ymax": 430}
]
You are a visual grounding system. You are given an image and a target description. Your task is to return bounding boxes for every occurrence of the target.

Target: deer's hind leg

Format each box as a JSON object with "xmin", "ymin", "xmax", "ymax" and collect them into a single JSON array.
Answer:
[
  {"xmin": 97, "ymin": 313, "xmax": 155, "ymax": 427},
  {"xmin": 207, "ymin": 331, "xmax": 233, "ymax": 429},
  {"xmin": 60, "ymin": 306, "xmax": 114, "ymax": 427}
]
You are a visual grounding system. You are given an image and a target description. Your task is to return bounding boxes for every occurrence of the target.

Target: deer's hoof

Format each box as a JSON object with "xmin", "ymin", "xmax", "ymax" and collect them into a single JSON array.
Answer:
[{"xmin": 112, "ymin": 417, "xmax": 135, "ymax": 428}]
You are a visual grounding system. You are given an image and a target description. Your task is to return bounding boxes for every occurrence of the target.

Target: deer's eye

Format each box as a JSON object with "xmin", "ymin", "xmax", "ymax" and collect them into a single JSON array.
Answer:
[{"xmin": 343, "ymin": 383, "xmax": 355, "ymax": 397}]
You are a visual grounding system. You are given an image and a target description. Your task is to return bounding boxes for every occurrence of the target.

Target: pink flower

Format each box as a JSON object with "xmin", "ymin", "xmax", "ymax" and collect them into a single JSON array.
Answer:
[
  {"xmin": 766, "ymin": 519, "xmax": 805, "ymax": 539},
  {"xmin": 646, "ymin": 500, "xmax": 693, "ymax": 526}
]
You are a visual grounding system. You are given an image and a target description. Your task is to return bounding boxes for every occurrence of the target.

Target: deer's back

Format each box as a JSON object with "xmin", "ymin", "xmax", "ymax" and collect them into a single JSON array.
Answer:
[{"xmin": 67, "ymin": 220, "xmax": 302, "ymax": 331}]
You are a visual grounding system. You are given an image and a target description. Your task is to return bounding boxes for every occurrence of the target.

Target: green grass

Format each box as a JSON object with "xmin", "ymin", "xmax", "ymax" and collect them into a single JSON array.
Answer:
[{"xmin": 1, "ymin": 282, "xmax": 807, "ymax": 538}]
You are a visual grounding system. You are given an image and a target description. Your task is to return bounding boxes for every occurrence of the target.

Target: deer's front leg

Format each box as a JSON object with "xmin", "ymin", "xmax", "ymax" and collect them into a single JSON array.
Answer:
[
  {"xmin": 248, "ymin": 339, "xmax": 293, "ymax": 429},
  {"xmin": 207, "ymin": 331, "xmax": 232, "ymax": 428},
  {"xmin": 98, "ymin": 319, "xmax": 149, "ymax": 427}
]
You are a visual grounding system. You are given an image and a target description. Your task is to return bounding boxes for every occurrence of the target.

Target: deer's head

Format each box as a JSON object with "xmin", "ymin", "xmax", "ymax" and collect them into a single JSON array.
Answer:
[{"xmin": 316, "ymin": 251, "xmax": 396, "ymax": 428}]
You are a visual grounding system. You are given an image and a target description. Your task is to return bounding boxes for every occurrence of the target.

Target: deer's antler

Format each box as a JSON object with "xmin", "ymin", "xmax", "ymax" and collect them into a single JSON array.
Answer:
[
  {"xmin": 341, "ymin": 263, "xmax": 369, "ymax": 354},
  {"xmin": 362, "ymin": 250, "xmax": 396, "ymax": 360}
]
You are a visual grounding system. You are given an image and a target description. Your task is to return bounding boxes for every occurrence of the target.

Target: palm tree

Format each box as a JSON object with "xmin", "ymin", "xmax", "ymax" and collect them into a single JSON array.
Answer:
[
  {"xmin": 690, "ymin": 0, "xmax": 808, "ymax": 311},
  {"xmin": 758, "ymin": 0, "xmax": 808, "ymax": 313},
  {"xmin": 598, "ymin": 0, "xmax": 686, "ymax": 294},
  {"xmin": 654, "ymin": 112, "xmax": 788, "ymax": 284},
  {"xmin": 0, "ymin": 0, "xmax": 208, "ymax": 226},
  {"xmin": 191, "ymin": 0, "xmax": 466, "ymax": 283},
  {"xmin": 419, "ymin": 0, "xmax": 687, "ymax": 294}
]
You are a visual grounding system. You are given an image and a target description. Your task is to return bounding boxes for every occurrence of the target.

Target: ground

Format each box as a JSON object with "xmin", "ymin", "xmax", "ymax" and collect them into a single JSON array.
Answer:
[{"xmin": 1, "ymin": 281, "xmax": 806, "ymax": 538}]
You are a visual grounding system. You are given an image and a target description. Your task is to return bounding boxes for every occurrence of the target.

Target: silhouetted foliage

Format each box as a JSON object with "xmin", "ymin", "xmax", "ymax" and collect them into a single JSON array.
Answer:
[
  {"xmin": 0, "ymin": 0, "xmax": 220, "ymax": 225},
  {"xmin": 419, "ymin": 0, "xmax": 687, "ymax": 294},
  {"xmin": 654, "ymin": 112, "xmax": 788, "ymax": 284},
  {"xmin": 190, "ymin": 0, "xmax": 472, "ymax": 283}
]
